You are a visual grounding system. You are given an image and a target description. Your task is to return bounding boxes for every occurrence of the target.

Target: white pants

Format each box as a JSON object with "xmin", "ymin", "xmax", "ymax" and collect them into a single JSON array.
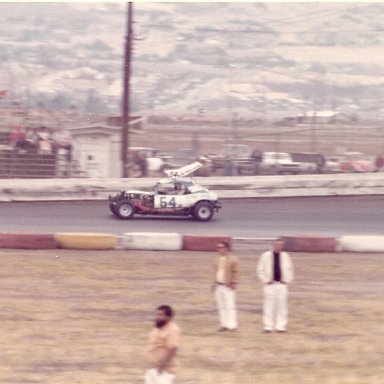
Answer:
[
  {"xmin": 215, "ymin": 284, "xmax": 237, "ymax": 329},
  {"xmin": 263, "ymin": 283, "xmax": 288, "ymax": 331},
  {"xmin": 145, "ymin": 368, "xmax": 175, "ymax": 384}
]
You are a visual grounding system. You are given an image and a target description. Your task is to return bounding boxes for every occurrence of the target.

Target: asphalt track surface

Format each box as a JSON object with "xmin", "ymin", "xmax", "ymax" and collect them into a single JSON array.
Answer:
[{"xmin": 0, "ymin": 196, "xmax": 383, "ymax": 238}]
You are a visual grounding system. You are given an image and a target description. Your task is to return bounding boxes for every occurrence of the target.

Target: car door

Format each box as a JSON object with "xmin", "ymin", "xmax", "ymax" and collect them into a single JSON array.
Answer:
[
  {"xmin": 153, "ymin": 182, "xmax": 188, "ymax": 209},
  {"xmin": 154, "ymin": 194, "xmax": 188, "ymax": 209}
]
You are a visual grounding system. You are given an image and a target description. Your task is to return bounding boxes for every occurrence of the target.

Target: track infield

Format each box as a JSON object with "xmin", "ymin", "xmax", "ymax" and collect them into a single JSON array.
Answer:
[{"xmin": 0, "ymin": 248, "xmax": 383, "ymax": 384}]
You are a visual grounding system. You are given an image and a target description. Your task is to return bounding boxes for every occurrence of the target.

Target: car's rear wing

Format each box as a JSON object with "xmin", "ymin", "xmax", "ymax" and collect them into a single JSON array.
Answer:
[{"xmin": 164, "ymin": 161, "xmax": 203, "ymax": 177}]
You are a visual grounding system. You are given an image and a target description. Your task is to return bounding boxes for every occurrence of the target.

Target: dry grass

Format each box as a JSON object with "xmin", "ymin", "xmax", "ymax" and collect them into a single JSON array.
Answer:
[{"xmin": 0, "ymin": 248, "xmax": 383, "ymax": 384}]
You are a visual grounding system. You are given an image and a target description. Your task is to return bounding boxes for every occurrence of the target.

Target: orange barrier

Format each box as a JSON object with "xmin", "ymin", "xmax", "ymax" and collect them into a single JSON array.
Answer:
[
  {"xmin": 182, "ymin": 234, "xmax": 232, "ymax": 252},
  {"xmin": 54, "ymin": 233, "xmax": 117, "ymax": 250},
  {"xmin": 0, "ymin": 232, "xmax": 57, "ymax": 249},
  {"xmin": 281, "ymin": 235, "xmax": 336, "ymax": 253}
]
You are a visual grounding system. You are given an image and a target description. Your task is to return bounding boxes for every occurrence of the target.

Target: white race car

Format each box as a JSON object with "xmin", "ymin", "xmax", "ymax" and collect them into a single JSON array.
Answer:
[{"xmin": 108, "ymin": 162, "xmax": 221, "ymax": 221}]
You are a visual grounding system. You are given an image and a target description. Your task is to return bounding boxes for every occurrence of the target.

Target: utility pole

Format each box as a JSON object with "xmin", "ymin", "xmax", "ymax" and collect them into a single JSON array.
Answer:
[
  {"xmin": 121, "ymin": 2, "xmax": 133, "ymax": 178},
  {"xmin": 311, "ymin": 111, "xmax": 317, "ymax": 152}
]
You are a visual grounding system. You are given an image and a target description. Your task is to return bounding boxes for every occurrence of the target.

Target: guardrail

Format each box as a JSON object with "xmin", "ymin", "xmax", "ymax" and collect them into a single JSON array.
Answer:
[
  {"xmin": 0, "ymin": 173, "xmax": 384, "ymax": 202},
  {"xmin": 0, "ymin": 231, "xmax": 383, "ymax": 253}
]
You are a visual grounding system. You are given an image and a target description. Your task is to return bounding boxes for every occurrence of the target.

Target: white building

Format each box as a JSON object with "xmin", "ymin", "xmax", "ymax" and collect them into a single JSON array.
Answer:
[{"xmin": 69, "ymin": 116, "xmax": 145, "ymax": 178}]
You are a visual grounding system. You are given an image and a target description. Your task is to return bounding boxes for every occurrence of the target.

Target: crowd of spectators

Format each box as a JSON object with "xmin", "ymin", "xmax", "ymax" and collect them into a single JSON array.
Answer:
[{"xmin": 9, "ymin": 125, "xmax": 73, "ymax": 160}]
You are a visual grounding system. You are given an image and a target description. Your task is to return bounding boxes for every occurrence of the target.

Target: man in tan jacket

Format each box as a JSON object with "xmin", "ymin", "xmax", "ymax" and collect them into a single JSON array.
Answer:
[{"xmin": 211, "ymin": 241, "xmax": 240, "ymax": 331}]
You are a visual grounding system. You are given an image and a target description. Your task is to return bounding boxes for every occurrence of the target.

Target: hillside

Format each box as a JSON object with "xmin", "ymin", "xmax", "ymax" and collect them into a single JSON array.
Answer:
[{"xmin": 0, "ymin": 2, "xmax": 384, "ymax": 122}]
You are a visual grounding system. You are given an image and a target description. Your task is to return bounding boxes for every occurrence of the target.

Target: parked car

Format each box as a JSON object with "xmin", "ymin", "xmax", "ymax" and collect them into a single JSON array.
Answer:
[
  {"xmin": 374, "ymin": 154, "xmax": 384, "ymax": 172},
  {"xmin": 290, "ymin": 152, "xmax": 325, "ymax": 173},
  {"xmin": 323, "ymin": 156, "xmax": 342, "ymax": 174},
  {"xmin": 209, "ymin": 144, "xmax": 254, "ymax": 175},
  {"xmin": 338, "ymin": 152, "xmax": 375, "ymax": 173},
  {"xmin": 259, "ymin": 152, "xmax": 301, "ymax": 175},
  {"xmin": 108, "ymin": 162, "xmax": 221, "ymax": 221}
]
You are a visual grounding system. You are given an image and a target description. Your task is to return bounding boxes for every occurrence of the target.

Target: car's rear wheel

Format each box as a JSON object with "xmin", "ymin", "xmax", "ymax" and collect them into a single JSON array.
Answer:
[
  {"xmin": 116, "ymin": 200, "xmax": 135, "ymax": 220},
  {"xmin": 192, "ymin": 201, "xmax": 214, "ymax": 222}
]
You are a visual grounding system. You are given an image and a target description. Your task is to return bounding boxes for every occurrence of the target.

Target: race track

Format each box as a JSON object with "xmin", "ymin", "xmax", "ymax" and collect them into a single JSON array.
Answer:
[{"xmin": 0, "ymin": 196, "xmax": 383, "ymax": 238}]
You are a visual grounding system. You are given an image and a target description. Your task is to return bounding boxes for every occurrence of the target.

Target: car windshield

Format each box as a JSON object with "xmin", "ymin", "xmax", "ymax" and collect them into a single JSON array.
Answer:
[
  {"xmin": 345, "ymin": 153, "xmax": 365, "ymax": 161},
  {"xmin": 291, "ymin": 153, "xmax": 325, "ymax": 164},
  {"xmin": 265, "ymin": 152, "xmax": 290, "ymax": 161},
  {"xmin": 189, "ymin": 184, "xmax": 208, "ymax": 193},
  {"xmin": 153, "ymin": 179, "xmax": 197, "ymax": 194}
]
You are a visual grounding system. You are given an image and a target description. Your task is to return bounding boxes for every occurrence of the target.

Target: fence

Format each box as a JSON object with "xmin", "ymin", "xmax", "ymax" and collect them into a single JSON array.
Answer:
[
  {"xmin": 0, "ymin": 150, "xmax": 57, "ymax": 178},
  {"xmin": 0, "ymin": 129, "xmax": 82, "ymax": 178}
]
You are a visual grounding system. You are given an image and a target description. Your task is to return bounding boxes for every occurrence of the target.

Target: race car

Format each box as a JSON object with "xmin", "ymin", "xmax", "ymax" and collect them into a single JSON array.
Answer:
[{"xmin": 108, "ymin": 162, "xmax": 221, "ymax": 221}]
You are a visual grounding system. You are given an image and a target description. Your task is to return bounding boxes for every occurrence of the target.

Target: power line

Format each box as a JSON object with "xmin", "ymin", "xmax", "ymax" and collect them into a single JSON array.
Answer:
[
  {"xmin": 136, "ymin": 4, "xmax": 382, "ymax": 36},
  {"xmin": 259, "ymin": 4, "xmax": 368, "ymax": 26}
]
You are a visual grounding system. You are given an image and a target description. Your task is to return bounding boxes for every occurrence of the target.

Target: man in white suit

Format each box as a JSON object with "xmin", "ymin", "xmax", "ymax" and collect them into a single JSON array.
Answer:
[{"xmin": 257, "ymin": 238, "xmax": 294, "ymax": 333}]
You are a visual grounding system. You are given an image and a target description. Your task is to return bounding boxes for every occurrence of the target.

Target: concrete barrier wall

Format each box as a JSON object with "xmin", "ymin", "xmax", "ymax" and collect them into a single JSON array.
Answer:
[
  {"xmin": 282, "ymin": 235, "xmax": 337, "ymax": 253},
  {"xmin": 0, "ymin": 232, "xmax": 56, "ymax": 249},
  {"xmin": 1, "ymin": 173, "xmax": 384, "ymax": 201},
  {"xmin": 183, "ymin": 234, "xmax": 232, "ymax": 252},
  {"xmin": 121, "ymin": 232, "xmax": 183, "ymax": 251},
  {"xmin": 1, "ymin": 231, "xmax": 384, "ymax": 252},
  {"xmin": 337, "ymin": 235, "xmax": 384, "ymax": 253}
]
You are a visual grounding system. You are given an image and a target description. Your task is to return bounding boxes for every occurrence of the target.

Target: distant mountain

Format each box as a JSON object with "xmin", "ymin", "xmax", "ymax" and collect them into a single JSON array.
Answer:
[{"xmin": 0, "ymin": 2, "xmax": 384, "ymax": 122}]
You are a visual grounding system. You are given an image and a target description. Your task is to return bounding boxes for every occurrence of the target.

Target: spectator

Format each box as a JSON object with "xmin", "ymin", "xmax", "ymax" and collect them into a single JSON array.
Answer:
[
  {"xmin": 211, "ymin": 241, "xmax": 239, "ymax": 332},
  {"xmin": 136, "ymin": 152, "xmax": 148, "ymax": 177},
  {"xmin": 25, "ymin": 127, "xmax": 40, "ymax": 152},
  {"xmin": 256, "ymin": 238, "xmax": 294, "ymax": 333},
  {"xmin": 147, "ymin": 150, "xmax": 165, "ymax": 176},
  {"xmin": 52, "ymin": 126, "xmax": 73, "ymax": 161},
  {"xmin": 375, "ymin": 153, "xmax": 384, "ymax": 172},
  {"xmin": 37, "ymin": 126, "xmax": 53, "ymax": 155},
  {"xmin": 252, "ymin": 149, "xmax": 262, "ymax": 175},
  {"xmin": 145, "ymin": 305, "xmax": 181, "ymax": 384},
  {"xmin": 10, "ymin": 125, "xmax": 27, "ymax": 150},
  {"xmin": 225, "ymin": 156, "xmax": 235, "ymax": 176}
]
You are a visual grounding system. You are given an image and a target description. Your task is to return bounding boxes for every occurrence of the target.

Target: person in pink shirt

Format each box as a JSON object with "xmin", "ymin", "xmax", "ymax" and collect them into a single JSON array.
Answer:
[
  {"xmin": 145, "ymin": 305, "xmax": 181, "ymax": 384},
  {"xmin": 10, "ymin": 125, "xmax": 26, "ymax": 149}
]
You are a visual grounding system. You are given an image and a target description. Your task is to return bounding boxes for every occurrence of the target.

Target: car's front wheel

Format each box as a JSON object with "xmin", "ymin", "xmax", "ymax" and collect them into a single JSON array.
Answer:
[
  {"xmin": 116, "ymin": 200, "xmax": 135, "ymax": 220},
  {"xmin": 192, "ymin": 201, "xmax": 214, "ymax": 222}
]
